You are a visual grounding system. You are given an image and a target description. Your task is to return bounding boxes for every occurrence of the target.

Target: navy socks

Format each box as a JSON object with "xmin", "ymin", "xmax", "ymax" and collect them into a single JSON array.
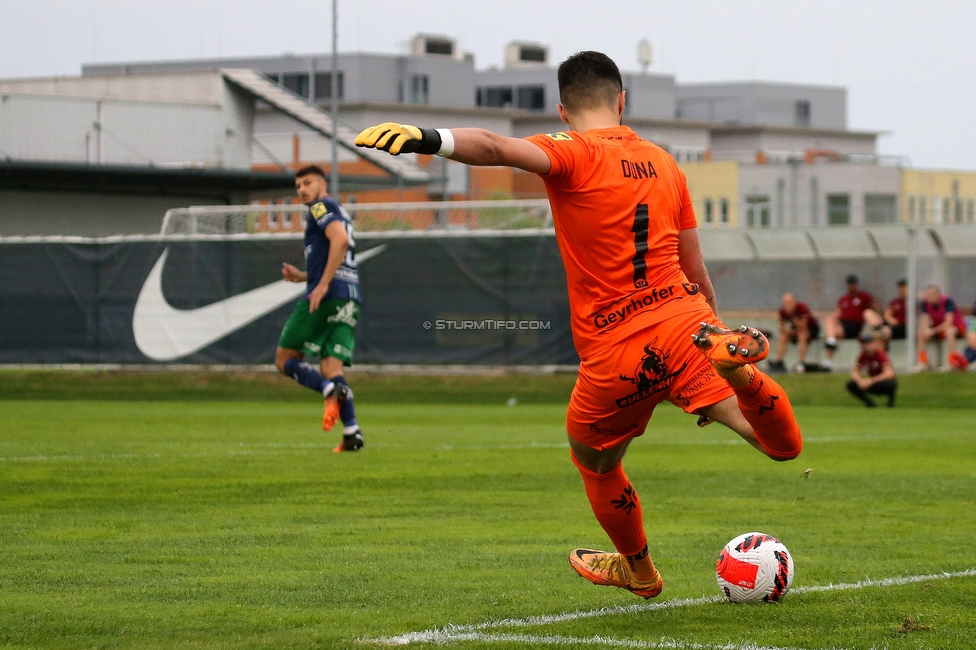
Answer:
[
  {"xmin": 283, "ymin": 358, "xmax": 330, "ymax": 394},
  {"xmin": 331, "ymin": 374, "xmax": 358, "ymax": 428}
]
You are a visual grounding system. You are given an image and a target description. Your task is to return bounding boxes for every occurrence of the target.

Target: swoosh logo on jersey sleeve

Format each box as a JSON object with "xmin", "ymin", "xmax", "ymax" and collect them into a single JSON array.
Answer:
[{"xmin": 133, "ymin": 244, "xmax": 387, "ymax": 361}]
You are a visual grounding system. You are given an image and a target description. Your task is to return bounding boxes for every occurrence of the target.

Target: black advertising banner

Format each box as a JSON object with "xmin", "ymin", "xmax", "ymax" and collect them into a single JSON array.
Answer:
[
  {"xmin": 0, "ymin": 235, "xmax": 579, "ymax": 365},
  {"xmin": 3, "ymin": 233, "xmax": 958, "ymax": 366}
]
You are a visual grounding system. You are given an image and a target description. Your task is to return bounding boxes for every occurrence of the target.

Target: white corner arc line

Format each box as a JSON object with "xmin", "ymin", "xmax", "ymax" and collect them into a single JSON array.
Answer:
[{"xmin": 367, "ymin": 568, "xmax": 976, "ymax": 646}]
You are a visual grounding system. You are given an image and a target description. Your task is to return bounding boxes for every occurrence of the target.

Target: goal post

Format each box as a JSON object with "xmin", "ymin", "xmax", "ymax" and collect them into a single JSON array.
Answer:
[{"xmin": 160, "ymin": 199, "xmax": 553, "ymax": 235}]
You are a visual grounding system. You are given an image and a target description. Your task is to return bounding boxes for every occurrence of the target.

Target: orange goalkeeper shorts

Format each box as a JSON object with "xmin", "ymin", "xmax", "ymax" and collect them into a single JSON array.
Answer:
[{"xmin": 567, "ymin": 307, "xmax": 736, "ymax": 450}]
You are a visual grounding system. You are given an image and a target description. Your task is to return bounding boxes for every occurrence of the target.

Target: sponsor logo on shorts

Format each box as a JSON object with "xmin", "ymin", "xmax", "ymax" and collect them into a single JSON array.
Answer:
[
  {"xmin": 616, "ymin": 338, "xmax": 687, "ymax": 407},
  {"xmin": 673, "ymin": 364, "xmax": 716, "ymax": 407},
  {"xmin": 592, "ymin": 283, "xmax": 700, "ymax": 332},
  {"xmin": 327, "ymin": 301, "xmax": 358, "ymax": 327},
  {"xmin": 588, "ymin": 422, "xmax": 639, "ymax": 436}
]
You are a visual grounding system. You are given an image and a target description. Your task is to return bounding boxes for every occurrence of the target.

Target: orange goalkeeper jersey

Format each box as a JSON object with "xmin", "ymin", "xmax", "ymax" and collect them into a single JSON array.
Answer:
[{"xmin": 526, "ymin": 126, "xmax": 708, "ymax": 357}]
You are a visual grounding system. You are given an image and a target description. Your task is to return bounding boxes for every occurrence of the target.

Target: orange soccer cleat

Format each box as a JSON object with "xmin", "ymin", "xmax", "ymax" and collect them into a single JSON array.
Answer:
[
  {"xmin": 568, "ymin": 549, "xmax": 663, "ymax": 599},
  {"xmin": 321, "ymin": 383, "xmax": 350, "ymax": 432},
  {"xmin": 322, "ymin": 398, "xmax": 340, "ymax": 431},
  {"xmin": 691, "ymin": 322, "xmax": 769, "ymax": 369}
]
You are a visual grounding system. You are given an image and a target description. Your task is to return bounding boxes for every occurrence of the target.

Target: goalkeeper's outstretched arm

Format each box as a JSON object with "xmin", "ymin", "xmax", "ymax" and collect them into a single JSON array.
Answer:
[{"xmin": 355, "ymin": 123, "xmax": 550, "ymax": 175}]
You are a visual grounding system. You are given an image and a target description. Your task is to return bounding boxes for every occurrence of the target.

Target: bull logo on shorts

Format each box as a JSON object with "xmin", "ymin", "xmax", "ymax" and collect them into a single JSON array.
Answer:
[
  {"xmin": 620, "ymin": 338, "xmax": 670, "ymax": 392},
  {"xmin": 616, "ymin": 338, "xmax": 688, "ymax": 408}
]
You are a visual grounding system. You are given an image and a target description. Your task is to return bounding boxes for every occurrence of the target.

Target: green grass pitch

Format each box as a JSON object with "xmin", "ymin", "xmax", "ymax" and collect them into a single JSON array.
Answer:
[{"xmin": 0, "ymin": 371, "xmax": 974, "ymax": 649}]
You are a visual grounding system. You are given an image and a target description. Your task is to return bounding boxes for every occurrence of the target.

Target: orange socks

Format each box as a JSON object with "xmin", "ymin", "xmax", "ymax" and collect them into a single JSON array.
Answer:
[
  {"xmin": 733, "ymin": 368, "xmax": 802, "ymax": 460},
  {"xmin": 571, "ymin": 452, "xmax": 647, "ymax": 557}
]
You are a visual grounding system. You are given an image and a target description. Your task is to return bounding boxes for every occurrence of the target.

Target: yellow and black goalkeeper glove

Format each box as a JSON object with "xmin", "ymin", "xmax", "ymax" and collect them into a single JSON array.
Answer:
[{"xmin": 355, "ymin": 122, "xmax": 442, "ymax": 156}]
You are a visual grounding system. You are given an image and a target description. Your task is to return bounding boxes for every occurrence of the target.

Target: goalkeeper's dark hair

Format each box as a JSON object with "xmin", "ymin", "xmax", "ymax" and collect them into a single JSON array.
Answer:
[
  {"xmin": 557, "ymin": 51, "xmax": 623, "ymax": 113},
  {"xmin": 295, "ymin": 164, "xmax": 327, "ymax": 180}
]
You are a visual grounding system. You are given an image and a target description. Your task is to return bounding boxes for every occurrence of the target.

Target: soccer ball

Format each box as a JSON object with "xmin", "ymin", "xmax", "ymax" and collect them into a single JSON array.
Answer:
[{"xmin": 716, "ymin": 532, "xmax": 794, "ymax": 603}]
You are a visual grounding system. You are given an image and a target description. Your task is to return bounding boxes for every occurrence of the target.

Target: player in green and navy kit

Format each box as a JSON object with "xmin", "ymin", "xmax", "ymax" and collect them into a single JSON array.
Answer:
[{"xmin": 275, "ymin": 164, "xmax": 363, "ymax": 452}]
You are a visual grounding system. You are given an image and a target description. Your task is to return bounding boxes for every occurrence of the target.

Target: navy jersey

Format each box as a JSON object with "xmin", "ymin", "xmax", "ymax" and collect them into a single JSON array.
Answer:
[{"xmin": 304, "ymin": 197, "xmax": 360, "ymax": 303}]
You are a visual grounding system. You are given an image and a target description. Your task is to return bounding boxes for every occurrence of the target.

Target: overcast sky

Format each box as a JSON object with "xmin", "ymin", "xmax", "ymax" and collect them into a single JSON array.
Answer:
[{"xmin": 2, "ymin": 0, "xmax": 975, "ymax": 170}]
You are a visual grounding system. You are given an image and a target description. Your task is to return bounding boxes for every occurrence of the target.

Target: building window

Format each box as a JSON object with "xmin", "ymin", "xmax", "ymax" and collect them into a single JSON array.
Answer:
[
  {"xmin": 826, "ymin": 193, "xmax": 850, "ymax": 225},
  {"xmin": 864, "ymin": 194, "xmax": 898, "ymax": 224},
  {"xmin": 409, "ymin": 74, "xmax": 429, "ymax": 104},
  {"xmin": 478, "ymin": 86, "xmax": 513, "ymax": 108},
  {"xmin": 721, "ymin": 198, "xmax": 729, "ymax": 223},
  {"xmin": 918, "ymin": 196, "xmax": 928, "ymax": 222},
  {"xmin": 283, "ymin": 73, "xmax": 310, "ymax": 98},
  {"xmin": 519, "ymin": 45, "xmax": 547, "ymax": 63},
  {"xmin": 263, "ymin": 73, "xmax": 280, "ymax": 84},
  {"xmin": 941, "ymin": 197, "xmax": 952, "ymax": 223},
  {"xmin": 673, "ymin": 148, "xmax": 705, "ymax": 162},
  {"xmin": 908, "ymin": 195, "xmax": 916, "ymax": 222},
  {"xmin": 424, "ymin": 38, "xmax": 454, "ymax": 56},
  {"xmin": 746, "ymin": 196, "xmax": 771, "ymax": 228},
  {"xmin": 810, "ymin": 177, "xmax": 819, "ymax": 225},
  {"xmin": 776, "ymin": 177, "xmax": 786, "ymax": 226},
  {"xmin": 955, "ymin": 197, "xmax": 964, "ymax": 223},
  {"xmin": 704, "ymin": 198, "xmax": 714, "ymax": 224},
  {"xmin": 516, "ymin": 85, "xmax": 545, "ymax": 111},
  {"xmin": 795, "ymin": 100, "xmax": 811, "ymax": 127},
  {"xmin": 314, "ymin": 72, "xmax": 344, "ymax": 100},
  {"xmin": 968, "ymin": 198, "xmax": 975, "ymax": 223}
]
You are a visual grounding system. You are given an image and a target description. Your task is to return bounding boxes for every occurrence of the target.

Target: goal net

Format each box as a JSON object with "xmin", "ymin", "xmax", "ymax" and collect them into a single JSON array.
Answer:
[{"xmin": 160, "ymin": 199, "xmax": 553, "ymax": 235}]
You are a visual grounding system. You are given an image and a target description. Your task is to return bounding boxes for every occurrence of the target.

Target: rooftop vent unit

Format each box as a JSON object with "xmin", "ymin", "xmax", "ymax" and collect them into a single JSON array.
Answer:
[
  {"xmin": 504, "ymin": 41, "xmax": 549, "ymax": 67},
  {"xmin": 411, "ymin": 34, "xmax": 457, "ymax": 58}
]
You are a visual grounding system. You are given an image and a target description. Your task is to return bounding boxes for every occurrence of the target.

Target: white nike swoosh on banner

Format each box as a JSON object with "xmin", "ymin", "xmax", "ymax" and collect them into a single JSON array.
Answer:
[{"xmin": 133, "ymin": 244, "xmax": 387, "ymax": 361}]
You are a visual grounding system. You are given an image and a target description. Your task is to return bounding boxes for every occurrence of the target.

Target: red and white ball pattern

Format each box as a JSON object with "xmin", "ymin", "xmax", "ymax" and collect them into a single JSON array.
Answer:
[{"xmin": 716, "ymin": 532, "xmax": 794, "ymax": 603}]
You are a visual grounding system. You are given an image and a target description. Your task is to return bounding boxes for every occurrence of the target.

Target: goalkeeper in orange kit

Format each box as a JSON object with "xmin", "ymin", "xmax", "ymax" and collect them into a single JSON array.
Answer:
[{"xmin": 356, "ymin": 51, "xmax": 802, "ymax": 600}]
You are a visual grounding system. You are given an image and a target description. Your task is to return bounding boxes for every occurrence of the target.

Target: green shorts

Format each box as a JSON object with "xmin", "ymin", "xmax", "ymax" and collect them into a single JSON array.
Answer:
[{"xmin": 278, "ymin": 298, "xmax": 359, "ymax": 365}]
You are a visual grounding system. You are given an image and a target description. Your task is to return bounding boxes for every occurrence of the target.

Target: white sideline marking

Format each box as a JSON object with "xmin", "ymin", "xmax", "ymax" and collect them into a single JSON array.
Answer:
[
  {"xmin": 0, "ymin": 442, "xmax": 341, "ymax": 463},
  {"xmin": 0, "ymin": 432, "xmax": 954, "ymax": 463},
  {"xmin": 368, "ymin": 568, "xmax": 976, "ymax": 647},
  {"xmin": 374, "ymin": 631, "xmax": 810, "ymax": 649},
  {"xmin": 1, "ymin": 431, "xmax": 962, "ymax": 464},
  {"xmin": 375, "ymin": 432, "xmax": 962, "ymax": 453}
]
